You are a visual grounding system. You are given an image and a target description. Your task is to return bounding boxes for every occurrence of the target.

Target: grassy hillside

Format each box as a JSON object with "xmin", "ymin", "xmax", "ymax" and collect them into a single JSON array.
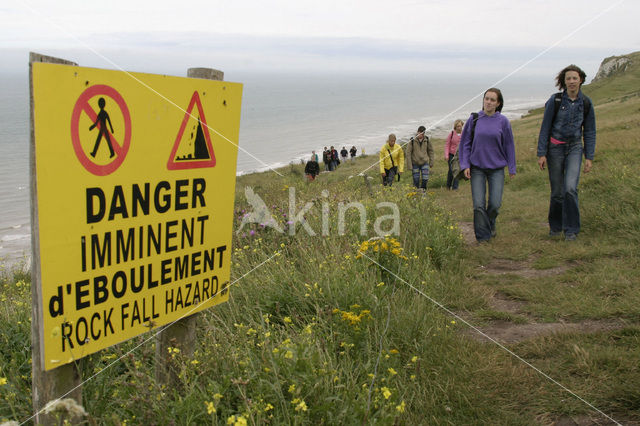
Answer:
[
  {"xmin": 1, "ymin": 54, "xmax": 640, "ymax": 424},
  {"xmin": 584, "ymin": 51, "xmax": 640, "ymax": 103}
]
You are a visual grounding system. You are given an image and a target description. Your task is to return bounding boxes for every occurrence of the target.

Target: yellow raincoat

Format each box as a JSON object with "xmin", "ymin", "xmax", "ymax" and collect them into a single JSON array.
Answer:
[{"xmin": 379, "ymin": 143, "xmax": 405, "ymax": 174}]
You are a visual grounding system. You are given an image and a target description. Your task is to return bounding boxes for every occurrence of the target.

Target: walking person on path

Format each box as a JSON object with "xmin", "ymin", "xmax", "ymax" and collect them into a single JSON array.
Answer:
[
  {"xmin": 322, "ymin": 147, "xmax": 330, "ymax": 171},
  {"xmin": 405, "ymin": 125, "xmax": 434, "ymax": 191},
  {"xmin": 537, "ymin": 64, "xmax": 596, "ymax": 241},
  {"xmin": 350, "ymin": 146, "xmax": 357, "ymax": 160},
  {"xmin": 445, "ymin": 120, "xmax": 463, "ymax": 190},
  {"xmin": 340, "ymin": 146, "xmax": 348, "ymax": 162},
  {"xmin": 305, "ymin": 155, "xmax": 320, "ymax": 181},
  {"xmin": 329, "ymin": 146, "xmax": 339, "ymax": 171},
  {"xmin": 379, "ymin": 134, "xmax": 404, "ymax": 187},
  {"xmin": 459, "ymin": 88, "xmax": 516, "ymax": 242}
]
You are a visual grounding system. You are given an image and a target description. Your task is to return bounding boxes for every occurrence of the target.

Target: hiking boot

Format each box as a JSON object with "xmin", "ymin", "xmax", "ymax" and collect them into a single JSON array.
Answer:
[
  {"xmin": 549, "ymin": 230, "xmax": 562, "ymax": 237},
  {"xmin": 564, "ymin": 233, "xmax": 577, "ymax": 241}
]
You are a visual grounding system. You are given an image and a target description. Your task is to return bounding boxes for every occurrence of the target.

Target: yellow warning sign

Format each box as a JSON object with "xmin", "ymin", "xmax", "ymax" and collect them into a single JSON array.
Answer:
[{"xmin": 31, "ymin": 62, "xmax": 243, "ymax": 370}]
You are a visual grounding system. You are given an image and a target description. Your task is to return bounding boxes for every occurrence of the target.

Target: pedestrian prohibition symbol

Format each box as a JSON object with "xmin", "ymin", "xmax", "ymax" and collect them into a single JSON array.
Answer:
[{"xmin": 70, "ymin": 85, "xmax": 131, "ymax": 176}]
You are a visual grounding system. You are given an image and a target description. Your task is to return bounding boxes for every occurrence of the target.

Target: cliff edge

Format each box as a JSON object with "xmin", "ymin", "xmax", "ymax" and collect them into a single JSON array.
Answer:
[
  {"xmin": 583, "ymin": 51, "xmax": 640, "ymax": 103},
  {"xmin": 592, "ymin": 54, "xmax": 633, "ymax": 82}
]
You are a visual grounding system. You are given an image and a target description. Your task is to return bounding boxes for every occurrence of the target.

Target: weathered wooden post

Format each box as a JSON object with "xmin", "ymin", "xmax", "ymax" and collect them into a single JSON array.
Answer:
[
  {"xmin": 154, "ymin": 66, "xmax": 224, "ymax": 385},
  {"xmin": 29, "ymin": 52, "xmax": 83, "ymax": 425}
]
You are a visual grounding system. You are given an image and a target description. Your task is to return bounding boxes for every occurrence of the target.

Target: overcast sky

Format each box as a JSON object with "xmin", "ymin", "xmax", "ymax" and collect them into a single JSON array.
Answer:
[{"xmin": 1, "ymin": 0, "xmax": 638, "ymax": 77}]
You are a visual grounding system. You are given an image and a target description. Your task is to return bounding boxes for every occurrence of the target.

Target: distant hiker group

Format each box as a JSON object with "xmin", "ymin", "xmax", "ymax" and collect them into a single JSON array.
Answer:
[
  {"xmin": 304, "ymin": 146, "xmax": 358, "ymax": 181},
  {"xmin": 322, "ymin": 146, "xmax": 358, "ymax": 171}
]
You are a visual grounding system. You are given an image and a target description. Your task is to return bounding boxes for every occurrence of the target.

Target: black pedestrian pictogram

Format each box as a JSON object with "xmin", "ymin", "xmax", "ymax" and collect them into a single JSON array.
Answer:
[
  {"xmin": 89, "ymin": 97, "xmax": 115, "ymax": 158},
  {"xmin": 71, "ymin": 84, "xmax": 131, "ymax": 176},
  {"xmin": 176, "ymin": 118, "xmax": 211, "ymax": 161}
]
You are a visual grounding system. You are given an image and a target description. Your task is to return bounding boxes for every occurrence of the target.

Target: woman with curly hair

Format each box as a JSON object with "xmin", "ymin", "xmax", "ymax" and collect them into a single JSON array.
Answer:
[{"xmin": 537, "ymin": 64, "xmax": 596, "ymax": 241}]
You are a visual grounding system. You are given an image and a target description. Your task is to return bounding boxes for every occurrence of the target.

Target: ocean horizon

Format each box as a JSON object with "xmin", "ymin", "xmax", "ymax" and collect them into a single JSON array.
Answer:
[{"xmin": 0, "ymin": 69, "xmax": 552, "ymax": 263}]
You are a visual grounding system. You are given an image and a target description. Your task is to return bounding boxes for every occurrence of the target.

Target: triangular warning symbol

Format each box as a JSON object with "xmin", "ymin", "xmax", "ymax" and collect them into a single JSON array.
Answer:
[{"xmin": 167, "ymin": 91, "xmax": 216, "ymax": 170}]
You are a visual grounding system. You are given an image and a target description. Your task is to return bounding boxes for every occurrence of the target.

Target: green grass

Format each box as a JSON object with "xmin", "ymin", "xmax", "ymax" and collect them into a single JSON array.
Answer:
[{"xmin": 2, "ymin": 54, "xmax": 640, "ymax": 424}]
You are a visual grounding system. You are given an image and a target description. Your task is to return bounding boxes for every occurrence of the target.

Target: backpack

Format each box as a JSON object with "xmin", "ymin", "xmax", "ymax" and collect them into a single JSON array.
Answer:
[{"xmin": 450, "ymin": 113, "xmax": 479, "ymax": 181}]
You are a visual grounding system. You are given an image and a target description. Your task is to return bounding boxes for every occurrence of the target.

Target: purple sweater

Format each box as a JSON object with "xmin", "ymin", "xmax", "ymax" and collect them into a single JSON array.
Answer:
[{"xmin": 458, "ymin": 111, "xmax": 516, "ymax": 175}]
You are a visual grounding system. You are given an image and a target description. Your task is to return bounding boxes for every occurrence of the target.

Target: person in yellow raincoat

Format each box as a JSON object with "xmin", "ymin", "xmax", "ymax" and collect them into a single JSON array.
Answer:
[{"xmin": 379, "ymin": 134, "xmax": 404, "ymax": 186}]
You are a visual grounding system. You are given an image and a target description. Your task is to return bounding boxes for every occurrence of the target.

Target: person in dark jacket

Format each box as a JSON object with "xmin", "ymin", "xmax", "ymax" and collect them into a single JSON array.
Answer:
[
  {"xmin": 329, "ymin": 146, "xmax": 339, "ymax": 171},
  {"xmin": 305, "ymin": 155, "xmax": 320, "ymax": 181},
  {"xmin": 322, "ymin": 147, "xmax": 330, "ymax": 171},
  {"xmin": 350, "ymin": 146, "xmax": 357, "ymax": 160},
  {"xmin": 537, "ymin": 64, "xmax": 596, "ymax": 241},
  {"xmin": 340, "ymin": 147, "xmax": 348, "ymax": 162}
]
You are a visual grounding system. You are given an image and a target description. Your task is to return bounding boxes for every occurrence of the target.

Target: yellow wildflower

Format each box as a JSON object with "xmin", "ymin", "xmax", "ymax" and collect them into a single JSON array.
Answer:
[
  {"xmin": 295, "ymin": 400, "xmax": 308, "ymax": 412},
  {"xmin": 205, "ymin": 401, "xmax": 216, "ymax": 414},
  {"xmin": 388, "ymin": 368, "xmax": 397, "ymax": 376},
  {"xmin": 0, "ymin": 377, "xmax": 7, "ymax": 385},
  {"xmin": 396, "ymin": 401, "xmax": 406, "ymax": 413},
  {"xmin": 283, "ymin": 317, "xmax": 292, "ymax": 323},
  {"xmin": 227, "ymin": 415, "xmax": 248, "ymax": 425},
  {"xmin": 381, "ymin": 387, "xmax": 392, "ymax": 400}
]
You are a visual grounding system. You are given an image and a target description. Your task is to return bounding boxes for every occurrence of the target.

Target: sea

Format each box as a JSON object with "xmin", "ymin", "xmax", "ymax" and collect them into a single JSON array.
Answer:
[{"xmin": 0, "ymin": 70, "xmax": 552, "ymax": 264}]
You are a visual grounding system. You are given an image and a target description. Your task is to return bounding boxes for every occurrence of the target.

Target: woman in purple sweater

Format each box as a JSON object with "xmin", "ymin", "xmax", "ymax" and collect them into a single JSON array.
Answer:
[{"xmin": 459, "ymin": 88, "xmax": 516, "ymax": 242}]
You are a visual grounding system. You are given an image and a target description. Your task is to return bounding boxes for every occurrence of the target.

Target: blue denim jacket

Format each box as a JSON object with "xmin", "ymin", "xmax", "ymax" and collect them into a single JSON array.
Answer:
[{"xmin": 537, "ymin": 90, "xmax": 596, "ymax": 160}]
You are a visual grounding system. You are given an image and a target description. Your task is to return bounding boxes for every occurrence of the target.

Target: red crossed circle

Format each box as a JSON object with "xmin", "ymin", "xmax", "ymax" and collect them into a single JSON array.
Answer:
[{"xmin": 70, "ymin": 85, "xmax": 131, "ymax": 176}]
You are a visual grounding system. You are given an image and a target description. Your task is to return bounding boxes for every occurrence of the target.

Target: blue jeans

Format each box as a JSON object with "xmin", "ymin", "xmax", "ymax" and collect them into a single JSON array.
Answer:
[
  {"xmin": 547, "ymin": 141, "xmax": 583, "ymax": 235},
  {"xmin": 470, "ymin": 166, "xmax": 505, "ymax": 241},
  {"xmin": 447, "ymin": 154, "xmax": 459, "ymax": 190},
  {"xmin": 412, "ymin": 164, "xmax": 429, "ymax": 189}
]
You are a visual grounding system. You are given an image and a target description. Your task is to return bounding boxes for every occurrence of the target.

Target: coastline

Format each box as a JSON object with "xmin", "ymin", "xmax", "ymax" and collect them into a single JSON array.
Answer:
[{"xmin": 237, "ymin": 97, "xmax": 546, "ymax": 176}]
